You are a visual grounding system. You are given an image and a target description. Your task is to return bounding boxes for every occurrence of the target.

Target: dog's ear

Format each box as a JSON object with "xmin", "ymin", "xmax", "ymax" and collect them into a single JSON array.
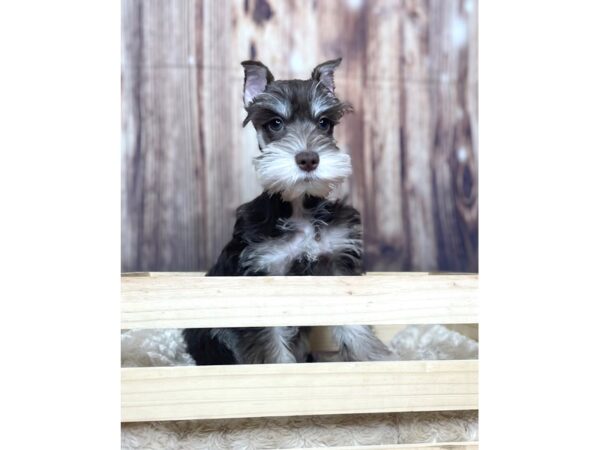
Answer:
[
  {"xmin": 241, "ymin": 61, "xmax": 274, "ymax": 107},
  {"xmin": 311, "ymin": 58, "xmax": 342, "ymax": 92}
]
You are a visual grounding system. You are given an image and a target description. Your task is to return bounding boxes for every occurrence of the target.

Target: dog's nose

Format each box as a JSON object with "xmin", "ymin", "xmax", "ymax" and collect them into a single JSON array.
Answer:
[{"xmin": 295, "ymin": 151, "xmax": 320, "ymax": 172}]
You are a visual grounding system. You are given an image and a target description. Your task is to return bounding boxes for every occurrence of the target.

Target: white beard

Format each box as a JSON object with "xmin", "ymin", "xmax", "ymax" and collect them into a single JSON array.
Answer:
[{"xmin": 253, "ymin": 135, "xmax": 352, "ymax": 201}]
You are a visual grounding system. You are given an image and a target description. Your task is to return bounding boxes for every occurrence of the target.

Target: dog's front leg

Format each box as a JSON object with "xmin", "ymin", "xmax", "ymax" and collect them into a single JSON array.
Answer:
[
  {"xmin": 237, "ymin": 327, "xmax": 303, "ymax": 364},
  {"xmin": 331, "ymin": 325, "xmax": 394, "ymax": 362}
]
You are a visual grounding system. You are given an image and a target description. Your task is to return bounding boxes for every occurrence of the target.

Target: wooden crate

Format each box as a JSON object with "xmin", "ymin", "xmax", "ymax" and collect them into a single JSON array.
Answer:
[{"xmin": 121, "ymin": 272, "xmax": 479, "ymax": 449}]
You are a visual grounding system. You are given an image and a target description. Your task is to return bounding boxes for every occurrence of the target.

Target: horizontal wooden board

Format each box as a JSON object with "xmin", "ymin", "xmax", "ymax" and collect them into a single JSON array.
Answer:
[
  {"xmin": 122, "ymin": 360, "xmax": 478, "ymax": 422},
  {"xmin": 121, "ymin": 273, "xmax": 478, "ymax": 329},
  {"xmin": 301, "ymin": 443, "xmax": 478, "ymax": 450}
]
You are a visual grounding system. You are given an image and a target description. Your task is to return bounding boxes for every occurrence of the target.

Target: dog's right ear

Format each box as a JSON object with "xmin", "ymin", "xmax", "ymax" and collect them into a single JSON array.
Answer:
[
  {"xmin": 241, "ymin": 61, "xmax": 274, "ymax": 107},
  {"xmin": 311, "ymin": 58, "xmax": 342, "ymax": 92}
]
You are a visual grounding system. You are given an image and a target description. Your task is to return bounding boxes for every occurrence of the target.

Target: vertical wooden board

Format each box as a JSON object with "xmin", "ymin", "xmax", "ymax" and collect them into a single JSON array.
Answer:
[
  {"xmin": 461, "ymin": 0, "xmax": 479, "ymax": 268},
  {"xmin": 400, "ymin": 0, "xmax": 438, "ymax": 271},
  {"xmin": 466, "ymin": 0, "xmax": 478, "ymax": 164},
  {"xmin": 121, "ymin": 0, "xmax": 143, "ymax": 271},
  {"xmin": 363, "ymin": 0, "xmax": 407, "ymax": 271},
  {"xmin": 121, "ymin": 0, "xmax": 203, "ymax": 271},
  {"xmin": 454, "ymin": 0, "xmax": 478, "ymax": 273},
  {"xmin": 193, "ymin": 0, "xmax": 208, "ymax": 270},
  {"xmin": 199, "ymin": 1, "xmax": 241, "ymax": 265},
  {"xmin": 428, "ymin": 0, "xmax": 478, "ymax": 272}
]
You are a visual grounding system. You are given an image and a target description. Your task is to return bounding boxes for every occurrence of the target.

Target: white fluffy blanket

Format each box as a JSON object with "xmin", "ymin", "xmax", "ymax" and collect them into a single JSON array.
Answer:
[{"xmin": 122, "ymin": 325, "xmax": 478, "ymax": 449}]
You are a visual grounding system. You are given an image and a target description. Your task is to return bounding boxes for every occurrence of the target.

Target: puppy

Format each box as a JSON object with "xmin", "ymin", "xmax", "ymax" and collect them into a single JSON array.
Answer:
[{"xmin": 184, "ymin": 58, "xmax": 391, "ymax": 364}]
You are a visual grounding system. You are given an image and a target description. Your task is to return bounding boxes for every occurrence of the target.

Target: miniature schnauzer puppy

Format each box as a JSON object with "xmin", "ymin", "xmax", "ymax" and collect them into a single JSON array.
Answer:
[{"xmin": 184, "ymin": 58, "xmax": 391, "ymax": 365}]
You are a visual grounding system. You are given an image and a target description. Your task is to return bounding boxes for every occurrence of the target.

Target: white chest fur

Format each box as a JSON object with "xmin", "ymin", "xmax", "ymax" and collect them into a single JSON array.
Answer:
[{"xmin": 239, "ymin": 200, "xmax": 361, "ymax": 275}]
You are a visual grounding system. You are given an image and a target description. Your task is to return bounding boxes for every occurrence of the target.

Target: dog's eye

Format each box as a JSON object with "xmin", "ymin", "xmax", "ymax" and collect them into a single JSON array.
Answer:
[
  {"xmin": 318, "ymin": 118, "xmax": 332, "ymax": 131},
  {"xmin": 267, "ymin": 118, "xmax": 284, "ymax": 132}
]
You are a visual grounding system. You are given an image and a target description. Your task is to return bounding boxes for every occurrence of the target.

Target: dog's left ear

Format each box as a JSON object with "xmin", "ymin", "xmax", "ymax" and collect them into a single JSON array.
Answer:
[
  {"xmin": 242, "ymin": 60, "xmax": 274, "ymax": 107},
  {"xmin": 311, "ymin": 58, "xmax": 342, "ymax": 92}
]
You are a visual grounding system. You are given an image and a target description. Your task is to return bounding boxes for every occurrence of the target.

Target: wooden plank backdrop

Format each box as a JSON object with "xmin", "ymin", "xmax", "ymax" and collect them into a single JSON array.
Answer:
[{"xmin": 121, "ymin": 0, "xmax": 478, "ymax": 273}]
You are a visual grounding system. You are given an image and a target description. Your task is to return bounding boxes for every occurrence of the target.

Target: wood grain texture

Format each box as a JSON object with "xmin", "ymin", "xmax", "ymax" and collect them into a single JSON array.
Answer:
[
  {"xmin": 121, "ymin": 272, "xmax": 478, "ymax": 329},
  {"xmin": 401, "ymin": 0, "xmax": 437, "ymax": 270},
  {"xmin": 428, "ymin": 0, "xmax": 478, "ymax": 272},
  {"xmin": 121, "ymin": 0, "xmax": 478, "ymax": 272},
  {"xmin": 121, "ymin": 0, "xmax": 203, "ymax": 271},
  {"xmin": 364, "ymin": 1, "xmax": 407, "ymax": 270},
  {"xmin": 122, "ymin": 360, "xmax": 478, "ymax": 422}
]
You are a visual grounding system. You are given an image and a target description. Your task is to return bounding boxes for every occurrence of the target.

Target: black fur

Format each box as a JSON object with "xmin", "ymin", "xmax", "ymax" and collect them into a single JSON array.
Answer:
[
  {"xmin": 183, "ymin": 192, "xmax": 364, "ymax": 365},
  {"xmin": 206, "ymin": 192, "xmax": 362, "ymax": 276},
  {"xmin": 182, "ymin": 329, "xmax": 237, "ymax": 365},
  {"xmin": 206, "ymin": 192, "xmax": 290, "ymax": 276}
]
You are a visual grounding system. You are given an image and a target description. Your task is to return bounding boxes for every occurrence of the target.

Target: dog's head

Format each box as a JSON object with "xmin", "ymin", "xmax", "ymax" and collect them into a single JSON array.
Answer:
[{"xmin": 242, "ymin": 58, "xmax": 353, "ymax": 201}]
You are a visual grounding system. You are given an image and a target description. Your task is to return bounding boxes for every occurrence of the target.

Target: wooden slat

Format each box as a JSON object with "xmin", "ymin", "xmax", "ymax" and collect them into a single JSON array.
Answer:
[
  {"xmin": 121, "ymin": 273, "xmax": 478, "ymax": 329},
  {"xmin": 428, "ymin": 1, "xmax": 478, "ymax": 272},
  {"xmin": 122, "ymin": 360, "xmax": 477, "ymax": 422},
  {"xmin": 401, "ymin": 1, "xmax": 437, "ymax": 271},
  {"xmin": 363, "ymin": 0, "xmax": 406, "ymax": 270},
  {"xmin": 301, "ymin": 443, "xmax": 478, "ymax": 450}
]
